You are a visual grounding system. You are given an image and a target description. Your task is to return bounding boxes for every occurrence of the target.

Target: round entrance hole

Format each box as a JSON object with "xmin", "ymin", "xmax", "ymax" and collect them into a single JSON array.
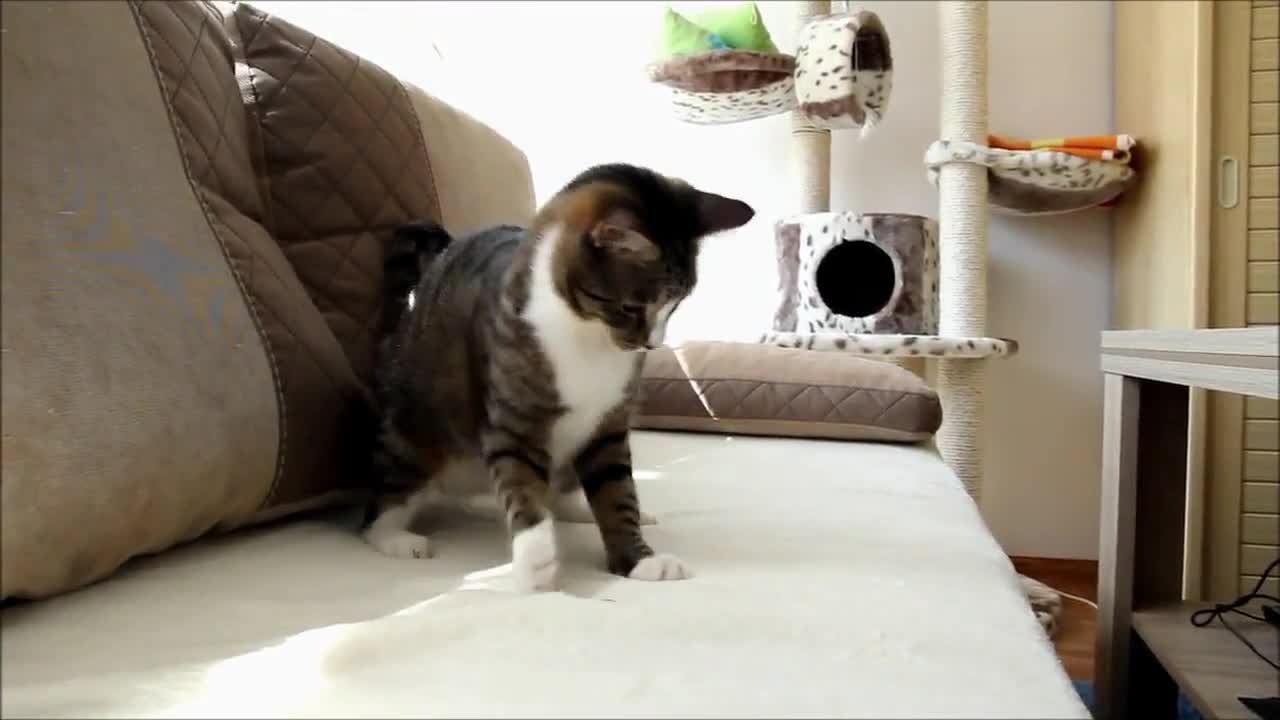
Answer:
[{"xmin": 815, "ymin": 240, "xmax": 895, "ymax": 319}]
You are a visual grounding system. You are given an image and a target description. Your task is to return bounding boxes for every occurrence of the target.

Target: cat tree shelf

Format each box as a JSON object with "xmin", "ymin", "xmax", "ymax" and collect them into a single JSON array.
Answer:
[{"xmin": 759, "ymin": 332, "xmax": 1018, "ymax": 358}]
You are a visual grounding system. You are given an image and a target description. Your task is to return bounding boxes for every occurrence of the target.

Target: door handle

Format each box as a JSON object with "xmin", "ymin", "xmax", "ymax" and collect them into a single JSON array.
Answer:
[{"xmin": 1219, "ymin": 155, "xmax": 1239, "ymax": 209}]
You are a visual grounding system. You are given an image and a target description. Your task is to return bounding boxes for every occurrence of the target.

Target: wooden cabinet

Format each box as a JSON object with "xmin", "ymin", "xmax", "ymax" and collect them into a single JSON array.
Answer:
[
  {"xmin": 1207, "ymin": 0, "xmax": 1279, "ymax": 603},
  {"xmin": 1114, "ymin": 0, "xmax": 1279, "ymax": 601}
]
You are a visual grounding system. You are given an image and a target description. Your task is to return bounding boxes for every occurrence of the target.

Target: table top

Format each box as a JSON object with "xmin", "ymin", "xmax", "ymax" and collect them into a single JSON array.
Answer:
[
  {"xmin": 1101, "ymin": 327, "xmax": 1279, "ymax": 399},
  {"xmin": 1133, "ymin": 602, "xmax": 1279, "ymax": 720}
]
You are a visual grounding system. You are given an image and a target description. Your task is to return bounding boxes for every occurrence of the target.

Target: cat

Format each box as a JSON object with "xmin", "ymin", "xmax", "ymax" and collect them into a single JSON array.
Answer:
[{"xmin": 368, "ymin": 163, "xmax": 754, "ymax": 592}]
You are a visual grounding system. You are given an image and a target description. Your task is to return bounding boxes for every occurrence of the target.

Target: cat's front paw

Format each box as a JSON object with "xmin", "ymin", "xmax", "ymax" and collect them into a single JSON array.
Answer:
[
  {"xmin": 364, "ymin": 528, "xmax": 433, "ymax": 559},
  {"xmin": 511, "ymin": 517, "xmax": 560, "ymax": 592},
  {"xmin": 628, "ymin": 553, "xmax": 693, "ymax": 581}
]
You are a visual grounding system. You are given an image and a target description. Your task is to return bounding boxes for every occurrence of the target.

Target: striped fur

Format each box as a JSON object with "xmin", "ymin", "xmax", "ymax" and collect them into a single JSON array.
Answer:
[{"xmin": 368, "ymin": 163, "xmax": 753, "ymax": 588}]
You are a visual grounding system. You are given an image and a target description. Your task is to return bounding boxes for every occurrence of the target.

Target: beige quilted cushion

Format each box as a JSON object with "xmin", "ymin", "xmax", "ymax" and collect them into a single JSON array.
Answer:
[
  {"xmin": 134, "ymin": 0, "xmax": 372, "ymax": 514},
  {"xmin": 228, "ymin": 2, "xmax": 444, "ymax": 383},
  {"xmin": 635, "ymin": 342, "xmax": 941, "ymax": 442},
  {"xmin": 1, "ymin": 0, "xmax": 288, "ymax": 600},
  {"xmin": 225, "ymin": 2, "xmax": 536, "ymax": 382}
]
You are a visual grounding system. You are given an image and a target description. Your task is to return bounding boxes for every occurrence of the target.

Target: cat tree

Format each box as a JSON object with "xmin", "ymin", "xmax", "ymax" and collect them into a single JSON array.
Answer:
[
  {"xmin": 650, "ymin": 0, "xmax": 1072, "ymax": 631},
  {"xmin": 655, "ymin": 0, "xmax": 1009, "ymax": 497}
]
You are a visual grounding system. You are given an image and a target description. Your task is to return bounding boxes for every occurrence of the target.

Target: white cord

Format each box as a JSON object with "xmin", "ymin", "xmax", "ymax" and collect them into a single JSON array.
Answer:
[{"xmin": 1052, "ymin": 585, "xmax": 1099, "ymax": 610}]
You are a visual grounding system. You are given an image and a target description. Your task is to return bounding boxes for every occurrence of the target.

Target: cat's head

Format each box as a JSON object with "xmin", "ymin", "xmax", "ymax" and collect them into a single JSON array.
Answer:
[{"xmin": 542, "ymin": 163, "xmax": 754, "ymax": 352}]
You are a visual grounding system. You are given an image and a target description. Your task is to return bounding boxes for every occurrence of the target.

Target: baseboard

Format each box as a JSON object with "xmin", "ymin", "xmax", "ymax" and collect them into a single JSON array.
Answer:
[
  {"xmin": 1010, "ymin": 556, "xmax": 1100, "ymax": 574},
  {"xmin": 1010, "ymin": 556, "xmax": 1100, "ymax": 601}
]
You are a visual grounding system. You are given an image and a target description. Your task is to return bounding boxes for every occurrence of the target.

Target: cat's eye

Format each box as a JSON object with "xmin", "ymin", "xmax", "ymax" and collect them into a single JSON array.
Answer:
[{"xmin": 620, "ymin": 304, "xmax": 644, "ymax": 316}]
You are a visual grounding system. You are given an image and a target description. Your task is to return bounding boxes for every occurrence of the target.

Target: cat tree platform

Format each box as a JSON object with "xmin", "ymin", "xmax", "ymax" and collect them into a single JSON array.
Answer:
[{"xmin": 758, "ymin": 332, "xmax": 1018, "ymax": 358}]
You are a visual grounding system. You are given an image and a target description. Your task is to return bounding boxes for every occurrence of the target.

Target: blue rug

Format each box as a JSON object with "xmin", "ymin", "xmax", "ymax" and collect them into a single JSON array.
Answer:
[
  {"xmin": 1072, "ymin": 679, "xmax": 1202, "ymax": 720},
  {"xmin": 1071, "ymin": 680, "xmax": 1095, "ymax": 712}
]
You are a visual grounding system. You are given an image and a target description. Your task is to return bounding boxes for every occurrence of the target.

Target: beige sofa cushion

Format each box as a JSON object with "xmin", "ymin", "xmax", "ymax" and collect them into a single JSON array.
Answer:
[
  {"xmin": 132, "ymin": 0, "xmax": 371, "ymax": 514},
  {"xmin": 228, "ymin": 3, "xmax": 445, "ymax": 382},
  {"xmin": 401, "ymin": 87, "xmax": 537, "ymax": 235},
  {"xmin": 226, "ymin": 3, "xmax": 535, "ymax": 381},
  {"xmin": 635, "ymin": 342, "xmax": 942, "ymax": 442},
  {"xmin": 1, "ymin": 0, "xmax": 284, "ymax": 600},
  {"xmin": 0, "ymin": 0, "xmax": 541, "ymax": 601}
]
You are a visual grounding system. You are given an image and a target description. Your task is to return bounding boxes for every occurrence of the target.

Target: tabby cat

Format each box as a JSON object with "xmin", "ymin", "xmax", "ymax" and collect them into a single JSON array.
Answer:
[{"xmin": 368, "ymin": 163, "xmax": 754, "ymax": 591}]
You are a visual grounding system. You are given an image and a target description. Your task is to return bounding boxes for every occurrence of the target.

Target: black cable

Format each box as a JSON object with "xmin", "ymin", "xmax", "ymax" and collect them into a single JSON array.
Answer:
[{"xmin": 1190, "ymin": 557, "xmax": 1280, "ymax": 672}]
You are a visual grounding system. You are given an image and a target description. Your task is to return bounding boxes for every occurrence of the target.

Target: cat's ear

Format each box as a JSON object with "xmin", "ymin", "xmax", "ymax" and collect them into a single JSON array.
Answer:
[
  {"xmin": 696, "ymin": 191, "xmax": 755, "ymax": 236},
  {"xmin": 588, "ymin": 209, "xmax": 659, "ymax": 261}
]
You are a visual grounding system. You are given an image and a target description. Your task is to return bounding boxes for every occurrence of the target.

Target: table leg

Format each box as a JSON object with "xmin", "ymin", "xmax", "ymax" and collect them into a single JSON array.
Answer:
[{"xmin": 1096, "ymin": 376, "xmax": 1189, "ymax": 720}]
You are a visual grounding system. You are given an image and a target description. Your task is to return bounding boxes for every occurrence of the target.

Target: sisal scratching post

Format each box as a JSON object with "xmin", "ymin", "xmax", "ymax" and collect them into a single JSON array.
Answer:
[
  {"xmin": 788, "ymin": 0, "xmax": 922, "ymax": 373},
  {"xmin": 936, "ymin": 0, "xmax": 989, "ymax": 498},
  {"xmin": 790, "ymin": 0, "xmax": 832, "ymax": 215}
]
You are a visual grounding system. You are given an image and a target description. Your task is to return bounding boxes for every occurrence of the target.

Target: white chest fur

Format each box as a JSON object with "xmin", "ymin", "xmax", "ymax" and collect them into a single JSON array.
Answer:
[{"xmin": 523, "ymin": 229, "xmax": 636, "ymax": 469}]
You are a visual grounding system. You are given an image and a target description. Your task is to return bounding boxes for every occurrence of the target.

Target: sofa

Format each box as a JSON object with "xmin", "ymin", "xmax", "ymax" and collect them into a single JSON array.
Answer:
[{"xmin": 0, "ymin": 2, "xmax": 1088, "ymax": 717}]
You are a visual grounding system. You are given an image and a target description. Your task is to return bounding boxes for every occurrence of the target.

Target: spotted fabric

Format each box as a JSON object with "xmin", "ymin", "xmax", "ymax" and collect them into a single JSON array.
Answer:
[
  {"xmin": 649, "ymin": 49, "xmax": 797, "ymax": 125},
  {"xmin": 757, "ymin": 332, "xmax": 1018, "ymax": 359},
  {"xmin": 665, "ymin": 75, "xmax": 796, "ymax": 124},
  {"xmin": 773, "ymin": 211, "xmax": 939, "ymax": 336},
  {"xmin": 794, "ymin": 10, "xmax": 893, "ymax": 131},
  {"xmin": 925, "ymin": 140, "xmax": 1138, "ymax": 216}
]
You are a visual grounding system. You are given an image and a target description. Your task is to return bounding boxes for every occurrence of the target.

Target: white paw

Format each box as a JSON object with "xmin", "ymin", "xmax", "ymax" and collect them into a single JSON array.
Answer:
[
  {"xmin": 628, "ymin": 553, "xmax": 693, "ymax": 581},
  {"xmin": 364, "ymin": 527, "xmax": 432, "ymax": 559},
  {"xmin": 638, "ymin": 510, "xmax": 658, "ymax": 526},
  {"xmin": 511, "ymin": 517, "xmax": 559, "ymax": 592}
]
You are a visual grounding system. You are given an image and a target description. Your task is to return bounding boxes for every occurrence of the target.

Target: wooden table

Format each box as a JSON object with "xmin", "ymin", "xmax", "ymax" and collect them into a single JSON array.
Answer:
[{"xmin": 1097, "ymin": 327, "xmax": 1279, "ymax": 720}]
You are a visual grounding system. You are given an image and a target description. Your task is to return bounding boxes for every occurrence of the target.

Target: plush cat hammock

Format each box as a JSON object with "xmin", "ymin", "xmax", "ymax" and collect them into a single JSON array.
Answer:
[
  {"xmin": 648, "ymin": 5, "xmax": 891, "ymax": 128},
  {"xmin": 925, "ymin": 140, "xmax": 1138, "ymax": 215},
  {"xmin": 648, "ymin": 50, "xmax": 797, "ymax": 125}
]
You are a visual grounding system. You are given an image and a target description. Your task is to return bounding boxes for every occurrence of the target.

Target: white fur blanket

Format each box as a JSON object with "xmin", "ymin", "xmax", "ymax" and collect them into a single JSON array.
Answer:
[{"xmin": 0, "ymin": 433, "xmax": 1088, "ymax": 719}]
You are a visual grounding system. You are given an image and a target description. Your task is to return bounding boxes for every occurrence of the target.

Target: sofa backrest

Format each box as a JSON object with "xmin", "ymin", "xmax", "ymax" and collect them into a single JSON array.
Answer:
[
  {"xmin": 0, "ymin": 0, "xmax": 535, "ymax": 601},
  {"xmin": 228, "ymin": 2, "xmax": 443, "ymax": 381}
]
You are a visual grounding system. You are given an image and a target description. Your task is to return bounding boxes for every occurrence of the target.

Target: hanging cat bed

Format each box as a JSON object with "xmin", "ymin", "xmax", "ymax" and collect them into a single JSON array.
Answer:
[
  {"xmin": 649, "ymin": 3, "xmax": 797, "ymax": 125},
  {"xmin": 773, "ymin": 211, "xmax": 938, "ymax": 336},
  {"xmin": 793, "ymin": 9, "xmax": 893, "ymax": 131},
  {"xmin": 648, "ymin": 50, "xmax": 797, "ymax": 124},
  {"xmin": 925, "ymin": 140, "xmax": 1139, "ymax": 216}
]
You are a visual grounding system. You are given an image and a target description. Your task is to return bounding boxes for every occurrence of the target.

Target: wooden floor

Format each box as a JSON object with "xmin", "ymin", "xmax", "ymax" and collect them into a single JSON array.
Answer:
[{"xmin": 1012, "ymin": 556, "xmax": 1098, "ymax": 683}]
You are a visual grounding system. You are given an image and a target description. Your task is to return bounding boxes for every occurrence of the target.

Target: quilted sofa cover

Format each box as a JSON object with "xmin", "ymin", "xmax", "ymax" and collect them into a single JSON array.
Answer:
[
  {"xmin": 636, "ymin": 341, "xmax": 942, "ymax": 442},
  {"xmin": 0, "ymin": 0, "xmax": 533, "ymax": 600}
]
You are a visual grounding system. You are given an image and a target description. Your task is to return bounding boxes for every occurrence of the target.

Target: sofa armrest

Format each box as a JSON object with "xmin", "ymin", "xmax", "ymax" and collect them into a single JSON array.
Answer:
[{"xmin": 400, "ymin": 85, "xmax": 537, "ymax": 234}]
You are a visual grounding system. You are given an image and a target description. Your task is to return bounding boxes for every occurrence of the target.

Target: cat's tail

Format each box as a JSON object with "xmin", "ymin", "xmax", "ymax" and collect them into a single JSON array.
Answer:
[{"xmin": 382, "ymin": 221, "xmax": 453, "ymax": 333}]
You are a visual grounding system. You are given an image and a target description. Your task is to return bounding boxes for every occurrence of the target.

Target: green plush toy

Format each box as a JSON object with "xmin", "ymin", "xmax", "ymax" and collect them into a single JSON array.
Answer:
[
  {"xmin": 658, "ymin": 7, "xmax": 730, "ymax": 59},
  {"xmin": 692, "ymin": 2, "xmax": 778, "ymax": 54},
  {"xmin": 656, "ymin": 2, "xmax": 778, "ymax": 60}
]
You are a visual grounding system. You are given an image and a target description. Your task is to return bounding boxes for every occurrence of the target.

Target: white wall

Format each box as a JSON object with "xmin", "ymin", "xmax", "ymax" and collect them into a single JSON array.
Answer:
[{"xmin": 253, "ymin": 0, "xmax": 1111, "ymax": 561}]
